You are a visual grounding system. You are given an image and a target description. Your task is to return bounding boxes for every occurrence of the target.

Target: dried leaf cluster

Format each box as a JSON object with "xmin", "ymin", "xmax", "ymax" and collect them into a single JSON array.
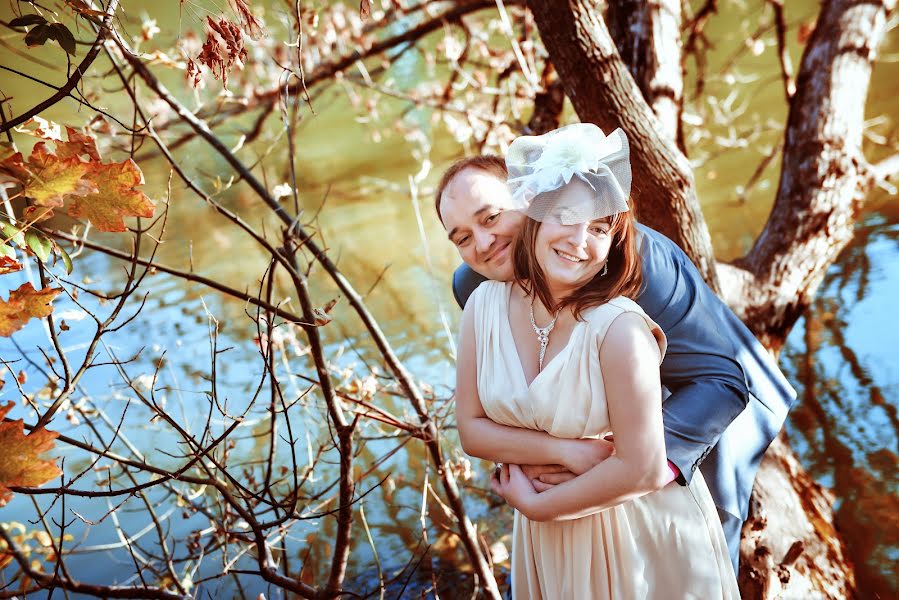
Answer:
[{"xmin": 0, "ymin": 401, "xmax": 61, "ymax": 507}]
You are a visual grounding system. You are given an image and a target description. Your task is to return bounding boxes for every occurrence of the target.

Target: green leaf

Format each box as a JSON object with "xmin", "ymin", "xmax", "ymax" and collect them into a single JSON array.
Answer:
[
  {"xmin": 24, "ymin": 230, "xmax": 51, "ymax": 262},
  {"xmin": 48, "ymin": 23, "xmax": 76, "ymax": 56},
  {"xmin": 9, "ymin": 14, "xmax": 47, "ymax": 28},
  {"xmin": 56, "ymin": 243, "xmax": 73, "ymax": 275},
  {"xmin": 24, "ymin": 22, "xmax": 52, "ymax": 47},
  {"xmin": 0, "ymin": 223, "xmax": 26, "ymax": 248},
  {"xmin": 0, "ymin": 244, "xmax": 14, "ymax": 259}
]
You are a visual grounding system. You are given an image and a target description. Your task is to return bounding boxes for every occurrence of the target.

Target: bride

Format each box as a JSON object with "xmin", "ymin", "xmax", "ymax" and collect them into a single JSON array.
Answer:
[{"xmin": 453, "ymin": 124, "xmax": 738, "ymax": 598}]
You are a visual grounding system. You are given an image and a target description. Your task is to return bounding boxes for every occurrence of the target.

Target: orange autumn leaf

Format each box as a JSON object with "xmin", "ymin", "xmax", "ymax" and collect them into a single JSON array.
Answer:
[
  {"xmin": 68, "ymin": 159, "xmax": 155, "ymax": 232},
  {"xmin": 229, "ymin": 0, "xmax": 264, "ymax": 40},
  {"xmin": 1, "ymin": 122, "xmax": 155, "ymax": 233},
  {"xmin": 0, "ymin": 256, "xmax": 23, "ymax": 275},
  {"xmin": 56, "ymin": 126, "xmax": 102, "ymax": 162},
  {"xmin": 18, "ymin": 120, "xmax": 100, "ymax": 161},
  {"xmin": 0, "ymin": 143, "xmax": 96, "ymax": 207},
  {"xmin": 0, "ymin": 402, "xmax": 62, "ymax": 507},
  {"xmin": 0, "ymin": 283, "xmax": 62, "ymax": 337}
]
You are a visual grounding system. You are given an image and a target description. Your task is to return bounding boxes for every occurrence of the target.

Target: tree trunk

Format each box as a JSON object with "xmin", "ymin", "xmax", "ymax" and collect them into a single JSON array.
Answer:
[
  {"xmin": 735, "ymin": 0, "xmax": 896, "ymax": 353},
  {"xmin": 606, "ymin": 0, "xmax": 685, "ymax": 148},
  {"xmin": 528, "ymin": 1, "xmax": 896, "ymax": 597},
  {"xmin": 526, "ymin": 62, "xmax": 566, "ymax": 135},
  {"xmin": 526, "ymin": 0, "xmax": 720, "ymax": 291},
  {"xmin": 739, "ymin": 436, "xmax": 856, "ymax": 598}
]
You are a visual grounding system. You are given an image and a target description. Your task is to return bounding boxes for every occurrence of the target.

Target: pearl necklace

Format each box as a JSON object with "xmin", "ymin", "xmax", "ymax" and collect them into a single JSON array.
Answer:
[{"xmin": 529, "ymin": 302, "xmax": 560, "ymax": 371}]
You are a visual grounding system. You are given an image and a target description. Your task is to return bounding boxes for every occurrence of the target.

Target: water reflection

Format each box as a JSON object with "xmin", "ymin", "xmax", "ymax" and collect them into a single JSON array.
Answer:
[
  {"xmin": 783, "ymin": 210, "xmax": 899, "ymax": 597},
  {"xmin": 2, "ymin": 0, "xmax": 897, "ymax": 595}
]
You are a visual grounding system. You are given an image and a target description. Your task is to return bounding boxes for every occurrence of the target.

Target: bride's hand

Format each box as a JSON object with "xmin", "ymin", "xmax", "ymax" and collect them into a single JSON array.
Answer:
[
  {"xmin": 559, "ymin": 437, "xmax": 615, "ymax": 475},
  {"xmin": 492, "ymin": 464, "xmax": 541, "ymax": 518}
]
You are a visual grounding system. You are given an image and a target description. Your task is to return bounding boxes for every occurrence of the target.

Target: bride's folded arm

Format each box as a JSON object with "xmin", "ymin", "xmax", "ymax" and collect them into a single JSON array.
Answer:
[
  {"xmin": 455, "ymin": 301, "xmax": 603, "ymax": 470},
  {"xmin": 510, "ymin": 313, "xmax": 671, "ymax": 522}
]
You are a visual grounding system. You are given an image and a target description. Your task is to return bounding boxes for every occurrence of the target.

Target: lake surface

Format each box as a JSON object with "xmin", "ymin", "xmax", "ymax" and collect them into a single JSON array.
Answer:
[{"xmin": 1, "ymin": 1, "xmax": 896, "ymax": 597}]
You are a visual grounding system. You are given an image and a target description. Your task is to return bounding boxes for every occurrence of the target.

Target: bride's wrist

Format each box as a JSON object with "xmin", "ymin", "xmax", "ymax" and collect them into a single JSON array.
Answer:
[
  {"xmin": 552, "ymin": 439, "xmax": 575, "ymax": 470},
  {"xmin": 544, "ymin": 440, "xmax": 568, "ymax": 466},
  {"xmin": 521, "ymin": 493, "xmax": 549, "ymax": 522}
]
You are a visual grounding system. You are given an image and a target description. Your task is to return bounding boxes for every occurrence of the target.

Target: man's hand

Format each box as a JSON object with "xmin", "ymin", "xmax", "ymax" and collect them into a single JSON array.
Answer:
[
  {"xmin": 505, "ymin": 437, "xmax": 616, "ymax": 493},
  {"xmin": 520, "ymin": 464, "xmax": 576, "ymax": 492}
]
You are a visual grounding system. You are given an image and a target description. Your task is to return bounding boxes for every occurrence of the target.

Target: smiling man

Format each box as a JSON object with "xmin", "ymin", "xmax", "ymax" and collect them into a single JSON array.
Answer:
[
  {"xmin": 438, "ymin": 157, "xmax": 524, "ymax": 284},
  {"xmin": 435, "ymin": 150, "xmax": 797, "ymax": 574}
]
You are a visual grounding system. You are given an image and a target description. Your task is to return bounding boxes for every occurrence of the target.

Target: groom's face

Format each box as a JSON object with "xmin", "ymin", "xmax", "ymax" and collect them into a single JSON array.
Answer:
[{"xmin": 439, "ymin": 168, "xmax": 524, "ymax": 282}]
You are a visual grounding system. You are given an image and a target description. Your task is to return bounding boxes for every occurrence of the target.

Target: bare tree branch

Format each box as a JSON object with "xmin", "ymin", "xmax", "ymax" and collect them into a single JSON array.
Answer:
[
  {"xmin": 0, "ymin": 0, "xmax": 120, "ymax": 133},
  {"xmin": 107, "ymin": 21, "xmax": 503, "ymax": 600},
  {"xmin": 767, "ymin": 0, "xmax": 797, "ymax": 101}
]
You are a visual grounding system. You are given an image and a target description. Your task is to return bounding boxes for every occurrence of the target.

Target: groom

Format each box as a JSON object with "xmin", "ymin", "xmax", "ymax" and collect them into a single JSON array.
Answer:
[{"xmin": 436, "ymin": 154, "xmax": 797, "ymax": 573}]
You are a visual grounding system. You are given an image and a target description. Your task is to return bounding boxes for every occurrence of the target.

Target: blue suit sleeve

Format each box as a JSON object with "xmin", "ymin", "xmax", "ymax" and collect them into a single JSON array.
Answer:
[
  {"xmin": 634, "ymin": 225, "xmax": 751, "ymax": 485},
  {"xmin": 661, "ymin": 371, "xmax": 749, "ymax": 485}
]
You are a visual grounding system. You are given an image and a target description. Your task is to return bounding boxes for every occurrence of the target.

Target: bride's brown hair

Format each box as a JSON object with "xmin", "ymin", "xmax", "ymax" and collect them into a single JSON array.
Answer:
[{"xmin": 512, "ymin": 206, "xmax": 643, "ymax": 319}]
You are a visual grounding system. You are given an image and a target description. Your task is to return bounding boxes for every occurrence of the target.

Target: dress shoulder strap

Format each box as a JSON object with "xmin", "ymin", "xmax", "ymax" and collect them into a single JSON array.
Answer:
[
  {"xmin": 583, "ymin": 296, "xmax": 668, "ymax": 363},
  {"xmin": 468, "ymin": 280, "xmax": 507, "ymax": 334}
]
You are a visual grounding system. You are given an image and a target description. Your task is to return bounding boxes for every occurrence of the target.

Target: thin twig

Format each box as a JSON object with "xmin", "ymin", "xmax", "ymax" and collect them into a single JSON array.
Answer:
[{"xmin": 0, "ymin": 0, "xmax": 121, "ymax": 132}]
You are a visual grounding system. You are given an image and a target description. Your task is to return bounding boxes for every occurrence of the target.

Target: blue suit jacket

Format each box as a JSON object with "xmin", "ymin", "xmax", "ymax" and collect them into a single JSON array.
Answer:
[{"xmin": 452, "ymin": 223, "xmax": 797, "ymax": 519}]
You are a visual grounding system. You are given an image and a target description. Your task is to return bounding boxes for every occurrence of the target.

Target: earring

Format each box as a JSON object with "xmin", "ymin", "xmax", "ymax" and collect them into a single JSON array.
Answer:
[{"xmin": 600, "ymin": 262, "xmax": 608, "ymax": 277}]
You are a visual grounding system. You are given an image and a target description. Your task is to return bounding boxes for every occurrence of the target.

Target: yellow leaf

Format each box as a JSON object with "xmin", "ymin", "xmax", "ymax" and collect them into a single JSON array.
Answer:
[
  {"xmin": 22, "ymin": 205, "xmax": 55, "ymax": 223},
  {"xmin": 68, "ymin": 159, "xmax": 155, "ymax": 232},
  {"xmin": 0, "ymin": 143, "xmax": 96, "ymax": 207},
  {"xmin": 0, "ymin": 283, "xmax": 62, "ymax": 337},
  {"xmin": 0, "ymin": 402, "xmax": 62, "ymax": 507},
  {"xmin": 34, "ymin": 531, "xmax": 52, "ymax": 547}
]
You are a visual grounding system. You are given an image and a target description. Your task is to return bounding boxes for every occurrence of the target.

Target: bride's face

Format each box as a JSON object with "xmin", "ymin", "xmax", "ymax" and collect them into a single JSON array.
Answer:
[{"xmin": 533, "ymin": 182, "xmax": 614, "ymax": 298}]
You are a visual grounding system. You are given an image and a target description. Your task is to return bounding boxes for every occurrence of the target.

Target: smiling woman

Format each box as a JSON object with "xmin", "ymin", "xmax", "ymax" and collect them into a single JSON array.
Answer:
[{"xmin": 512, "ymin": 177, "xmax": 643, "ymax": 318}]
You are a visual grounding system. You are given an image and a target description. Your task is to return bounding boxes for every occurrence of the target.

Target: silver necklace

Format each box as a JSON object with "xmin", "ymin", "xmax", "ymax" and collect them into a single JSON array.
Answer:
[{"xmin": 529, "ymin": 302, "xmax": 560, "ymax": 371}]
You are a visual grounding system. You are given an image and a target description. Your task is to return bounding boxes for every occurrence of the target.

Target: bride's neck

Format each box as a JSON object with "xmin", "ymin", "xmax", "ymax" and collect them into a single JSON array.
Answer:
[{"xmin": 519, "ymin": 286, "xmax": 566, "ymax": 322}]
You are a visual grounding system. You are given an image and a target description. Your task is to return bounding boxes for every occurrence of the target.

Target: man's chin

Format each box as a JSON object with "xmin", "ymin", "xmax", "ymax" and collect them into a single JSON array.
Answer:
[{"xmin": 473, "ymin": 263, "xmax": 514, "ymax": 282}]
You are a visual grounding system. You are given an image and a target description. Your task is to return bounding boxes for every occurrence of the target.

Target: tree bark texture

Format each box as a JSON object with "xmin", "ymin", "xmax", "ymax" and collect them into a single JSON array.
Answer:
[
  {"xmin": 526, "ymin": 0, "xmax": 720, "ymax": 291},
  {"xmin": 526, "ymin": 62, "xmax": 566, "ymax": 135},
  {"xmin": 606, "ymin": 0, "xmax": 685, "ymax": 147},
  {"xmin": 739, "ymin": 436, "xmax": 856, "ymax": 599},
  {"xmin": 735, "ymin": 0, "xmax": 896, "ymax": 352},
  {"xmin": 528, "ymin": 0, "xmax": 896, "ymax": 598}
]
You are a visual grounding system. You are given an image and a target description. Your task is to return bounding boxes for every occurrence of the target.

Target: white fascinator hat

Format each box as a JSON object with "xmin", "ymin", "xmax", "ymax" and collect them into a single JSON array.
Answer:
[{"xmin": 505, "ymin": 123, "xmax": 632, "ymax": 224}]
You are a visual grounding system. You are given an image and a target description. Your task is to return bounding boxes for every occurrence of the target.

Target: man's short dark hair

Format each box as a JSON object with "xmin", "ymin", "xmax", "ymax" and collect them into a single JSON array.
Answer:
[{"xmin": 434, "ymin": 155, "xmax": 508, "ymax": 224}]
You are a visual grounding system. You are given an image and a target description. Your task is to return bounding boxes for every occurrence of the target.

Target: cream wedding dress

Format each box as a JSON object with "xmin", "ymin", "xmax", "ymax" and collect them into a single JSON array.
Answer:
[{"xmin": 471, "ymin": 281, "xmax": 738, "ymax": 599}]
